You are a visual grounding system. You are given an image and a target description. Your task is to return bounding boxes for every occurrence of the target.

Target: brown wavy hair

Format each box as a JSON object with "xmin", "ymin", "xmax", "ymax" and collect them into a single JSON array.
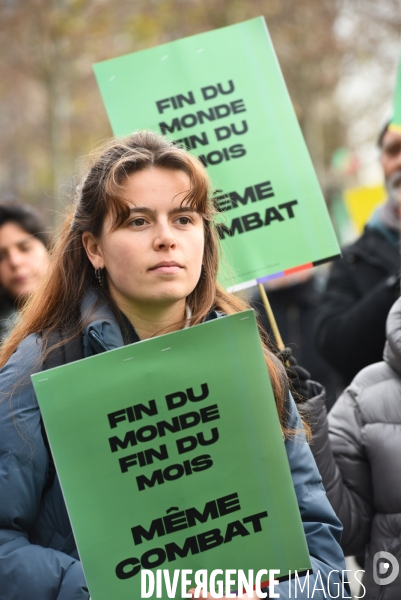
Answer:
[{"xmin": 0, "ymin": 130, "xmax": 307, "ymax": 439}]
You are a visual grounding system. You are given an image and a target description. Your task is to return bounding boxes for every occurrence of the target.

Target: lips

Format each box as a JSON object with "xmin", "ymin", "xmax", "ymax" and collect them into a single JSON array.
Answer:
[
  {"xmin": 12, "ymin": 276, "xmax": 29, "ymax": 285},
  {"xmin": 149, "ymin": 261, "xmax": 183, "ymax": 274}
]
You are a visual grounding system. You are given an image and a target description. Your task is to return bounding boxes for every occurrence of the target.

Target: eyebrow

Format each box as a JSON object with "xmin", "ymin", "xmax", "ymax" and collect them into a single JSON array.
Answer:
[{"xmin": 128, "ymin": 206, "xmax": 199, "ymax": 216}]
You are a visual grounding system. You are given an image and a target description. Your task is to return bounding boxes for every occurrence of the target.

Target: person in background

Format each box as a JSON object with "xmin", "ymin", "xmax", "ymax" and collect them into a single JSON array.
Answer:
[
  {"xmin": 0, "ymin": 202, "xmax": 51, "ymax": 342},
  {"xmin": 303, "ymin": 296, "xmax": 401, "ymax": 600},
  {"xmin": 314, "ymin": 122, "xmax": 401, "ymax": 386}
]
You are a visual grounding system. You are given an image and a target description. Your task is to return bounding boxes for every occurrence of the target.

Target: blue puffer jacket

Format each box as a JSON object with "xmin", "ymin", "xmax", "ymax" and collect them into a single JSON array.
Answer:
[{"xmin": 0, "ymin": 295, "xmax": 350, "ymax": 599}]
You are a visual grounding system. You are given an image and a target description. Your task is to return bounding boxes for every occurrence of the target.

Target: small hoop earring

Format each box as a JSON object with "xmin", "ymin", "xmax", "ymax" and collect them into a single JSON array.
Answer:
[{"xmin": 95, "ymin": 268, "xmax": 104, "ymax": 287}]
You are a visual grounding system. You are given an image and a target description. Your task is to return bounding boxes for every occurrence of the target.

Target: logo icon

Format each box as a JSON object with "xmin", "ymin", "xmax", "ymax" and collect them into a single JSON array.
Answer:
[{"xmin": 373, "ymin": 551, "xmax": 399, "ymax": 586}]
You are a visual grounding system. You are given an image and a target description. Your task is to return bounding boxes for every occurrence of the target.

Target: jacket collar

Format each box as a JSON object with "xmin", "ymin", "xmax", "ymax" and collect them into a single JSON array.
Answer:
[
  {"xmin": 81, "ymin": 291, "xmax": 124, "ymax": 357},
  {"xmin": 353, "ymin": 227, "xmax": 400, "ymax": 273},
  {"xmin": 80, "ymin": 290, "xmax": 222, "ymax": 358}
]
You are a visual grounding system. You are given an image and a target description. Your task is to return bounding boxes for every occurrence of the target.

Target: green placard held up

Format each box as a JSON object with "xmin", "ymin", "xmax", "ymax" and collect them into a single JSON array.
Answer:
[
  {"xmin": 390, "ymin": 44, "xmax": 401, "ymax": 132},
  {"xmin": 93, "ymin": 17, "xmax": 340, "ymax": 291},
  {"xmin": 32, "ymin": 311, "xmax": 311, "ymax": 600}
]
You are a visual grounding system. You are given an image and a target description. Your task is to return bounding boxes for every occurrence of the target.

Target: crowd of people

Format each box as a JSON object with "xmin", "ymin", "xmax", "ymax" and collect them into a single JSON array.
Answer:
[{"xmin": 0, "ymin": 124, "xmax": 400, "ymax": 600}]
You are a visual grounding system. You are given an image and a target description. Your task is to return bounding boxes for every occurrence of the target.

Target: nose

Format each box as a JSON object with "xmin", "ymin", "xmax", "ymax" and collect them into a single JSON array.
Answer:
[
  {"xmin": 152, "ymin": 220, "xmax": 177, "ymax": 251},
  {"xmin": 7, "ymin": 248, "xmax": 25, "ymax": 269}
]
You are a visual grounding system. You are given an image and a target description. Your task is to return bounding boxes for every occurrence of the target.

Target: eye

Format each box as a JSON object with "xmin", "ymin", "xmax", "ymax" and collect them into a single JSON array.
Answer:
[
  {"xmin": 130, "ymin": 218, "xmax": 147, "ymax": 227},
  {"xmin": 175, "ymin": 216, "xmax": 192, "ymax": 225},
  {"xmin": 384, "ymin": 144, "xmax": 401, "ymax": 156}
]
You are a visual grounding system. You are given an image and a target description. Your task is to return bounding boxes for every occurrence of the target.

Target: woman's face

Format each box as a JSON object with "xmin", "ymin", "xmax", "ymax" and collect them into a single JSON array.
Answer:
[
  {"xmin": 0, "ymin": 222, "xmax": 50, "ymax": 300},
  {"xmin": 85, "ymin": 167, "xmax": 205, "ymax": 313}
]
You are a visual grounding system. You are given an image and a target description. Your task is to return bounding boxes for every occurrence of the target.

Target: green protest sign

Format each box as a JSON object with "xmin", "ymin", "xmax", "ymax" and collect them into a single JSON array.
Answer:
[
  {"xmin": 93, "ymin": 17, "xmax": 340, "ymax": 291},
  {"xmin": 32, "ymin": 311, "xmax": 311, "ymax": 600},
  {"xmin": 391, "ymin": 47, "xmax": 401, "ymax": 131}
]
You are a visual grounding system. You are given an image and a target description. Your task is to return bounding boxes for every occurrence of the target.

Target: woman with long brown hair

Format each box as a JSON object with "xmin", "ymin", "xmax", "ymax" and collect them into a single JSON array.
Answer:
[{"xmin": 0, "ymin": 131, "xmax": 348, "ymax": 600}]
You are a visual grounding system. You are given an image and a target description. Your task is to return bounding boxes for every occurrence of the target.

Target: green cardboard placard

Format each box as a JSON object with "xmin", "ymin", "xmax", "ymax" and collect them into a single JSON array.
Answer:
[
  {"xmin": 32, "ymin": 311, "xmax": 311, "ymax": 600},
  {"xmin": 93, "ymin": 17, "xmax": 340, "ymax": 291},
  {"xmin": 390, "ymin": 45, "xmax": 401, "ymax": 132}
]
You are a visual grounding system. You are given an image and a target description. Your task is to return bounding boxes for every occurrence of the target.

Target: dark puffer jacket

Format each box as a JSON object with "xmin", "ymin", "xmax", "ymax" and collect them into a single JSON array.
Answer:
[
  {"xmin": 305, "ymin": 297, "xmax": 401, "ymax": 599},
  {"xmin": 314, "ymin": 226, "xmax": 400, "ymax": 385}
]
